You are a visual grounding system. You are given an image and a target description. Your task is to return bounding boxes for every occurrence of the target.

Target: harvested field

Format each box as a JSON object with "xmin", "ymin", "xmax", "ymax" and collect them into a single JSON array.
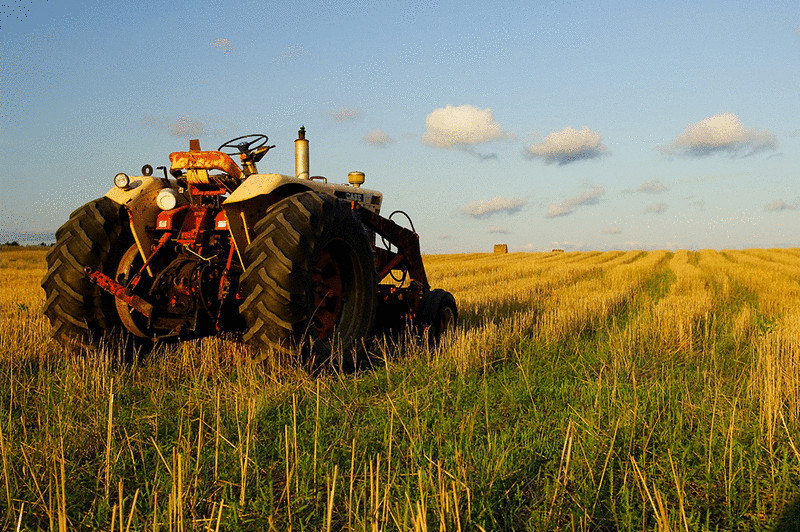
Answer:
[{"xmin": 1, "ymin": 246, "xmax": 799, "ymax": 530}]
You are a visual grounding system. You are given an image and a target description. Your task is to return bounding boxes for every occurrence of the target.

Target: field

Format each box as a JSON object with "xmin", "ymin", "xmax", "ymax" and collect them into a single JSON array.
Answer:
[{"xmin": 1, "ymin": 246, "xmax": 799, "ymax": 530}]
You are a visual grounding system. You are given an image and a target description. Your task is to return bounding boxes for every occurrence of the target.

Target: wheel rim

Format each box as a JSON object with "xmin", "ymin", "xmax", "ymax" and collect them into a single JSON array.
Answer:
[
  {"xmin": 439, "ymin": 305, "xmax": 456, "ymax": 335},
  {"xmin": 114, "ymin": 244, "xmax": 150, "ymax": 338},
  {"xmin": 310, "ymin": 247, "xmax": 345, "ymax": 339}
]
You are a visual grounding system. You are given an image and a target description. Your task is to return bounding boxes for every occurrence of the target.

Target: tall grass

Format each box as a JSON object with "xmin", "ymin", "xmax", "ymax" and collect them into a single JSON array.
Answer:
[{"xmin": 1, "ymin": 246, "xmax": 799, "ymax": 530}]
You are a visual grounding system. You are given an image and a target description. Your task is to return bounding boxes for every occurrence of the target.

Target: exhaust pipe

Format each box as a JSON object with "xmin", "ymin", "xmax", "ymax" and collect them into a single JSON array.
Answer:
[{"xmin": 295, "ymin": 126, "xmax": 309, "ymax": 180}]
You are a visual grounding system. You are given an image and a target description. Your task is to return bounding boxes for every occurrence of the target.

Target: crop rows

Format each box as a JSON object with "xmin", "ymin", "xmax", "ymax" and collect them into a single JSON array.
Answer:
[{"xmin": 1, "ymin": 247, "xmax": 799, "ymax": 530}]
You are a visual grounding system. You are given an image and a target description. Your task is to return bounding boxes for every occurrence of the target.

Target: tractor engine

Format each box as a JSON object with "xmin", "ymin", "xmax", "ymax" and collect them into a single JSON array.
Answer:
[
  {"xmin": 148, "ymin": 255, "xmax": 221, "ymax": 332},
  {"xmin": 140, "ymin": 202, "xmax": 241, "ymax": 338}
]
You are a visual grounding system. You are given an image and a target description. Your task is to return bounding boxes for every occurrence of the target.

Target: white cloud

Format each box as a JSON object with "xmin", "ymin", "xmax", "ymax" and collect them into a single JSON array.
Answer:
[
  {"xmin": 663, "ymin": 113, "xmax": 776, "ymax": 157},
  {"xmin": 362, "ymin": 130, "xmax": 393, "ymax": 147},
  {"xmin": 422, "ymin": 104, "xmax": 511, "ymax": 148},
  {"xmin": 644, "ymin": 201, "xmax": 668, "ymax": 214},
  {"xmin": 167, "ymin": 116, "xmax": 207, "ymax": 138},
  {"xmin": 210, "ymin": 38, "xmax": 234, "ymax": 54},
  {"xmin": 602, "ymin": 224, "xmax": 621, "ymax": 235},
  {"xmin": 637, "ymin": 179, "xmax": 668, "ymax": 194},
  {"xmin": 764, "ymin": 200, "xmax": 797, "ymax": 212},
  {"xmin": 330, "ymin": 107, "xmax": 361, "ymax": 121},
  {"xmin": 525, "ymin": 126, "xmax": 608, "ymax": 165},
  {"xmin": 545, "ymin": 186, "xmax": 604, "ymax": 218},
  {"xmin": 488, "ymin": 225, "xmax": 509, "ymax": 234},
  {"xmin": 463, "ymin": 197, "xmax": 526, "ymax": 218}
]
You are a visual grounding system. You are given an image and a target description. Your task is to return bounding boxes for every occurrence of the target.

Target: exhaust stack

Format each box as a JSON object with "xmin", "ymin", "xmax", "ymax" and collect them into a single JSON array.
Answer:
[{"xmin": 295, "ymin": 126, "xmax": 309, "ymax": 180}]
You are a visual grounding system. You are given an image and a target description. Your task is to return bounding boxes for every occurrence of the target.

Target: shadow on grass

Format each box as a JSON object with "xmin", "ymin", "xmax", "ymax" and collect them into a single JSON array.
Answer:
[{"xmin": 774, "ymin": 495, "xmax": 800, "ymax": 531}]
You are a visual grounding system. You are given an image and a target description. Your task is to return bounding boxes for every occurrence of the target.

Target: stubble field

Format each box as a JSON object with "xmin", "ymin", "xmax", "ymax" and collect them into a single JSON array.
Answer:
[{"xmin": 1, "ymin": 246, "xmax": 799, "ymax": 530}]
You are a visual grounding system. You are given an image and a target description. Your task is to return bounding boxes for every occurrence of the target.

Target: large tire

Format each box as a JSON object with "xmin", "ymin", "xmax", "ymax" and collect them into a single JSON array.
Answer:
[
  {"xmin": 41, "ymin": 197, "xmax": 136, "ymax": 349},
  {"xmin": 419, "ymin": 289, "xmax": 458, "ymax": 343},
  {"xmin": 239, "ymin": 191, "xmax": 377, "ymax": 361}
]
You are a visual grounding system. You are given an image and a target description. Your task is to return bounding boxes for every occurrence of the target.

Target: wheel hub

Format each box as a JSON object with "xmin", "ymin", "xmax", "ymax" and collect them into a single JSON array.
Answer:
[{"xmin": 310, "ymin": 249, "xmax": 344, "ymax": 339}]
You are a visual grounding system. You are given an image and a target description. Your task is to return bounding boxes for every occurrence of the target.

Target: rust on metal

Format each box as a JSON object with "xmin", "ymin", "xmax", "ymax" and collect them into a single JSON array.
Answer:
[
  {"xmin": 169, "ymin": 151, "xmax": 243, "ymax": 181},
  {"xmin": 127, "ymin": 232, "xmax": 172, "ymax": 292},
  {"xmin": 85, "ymin": 268, "xmax": 154, "ymax": 317},
  {"xmin": 177, "ymin": 205, "xmax": 215, "ymax": 248}
]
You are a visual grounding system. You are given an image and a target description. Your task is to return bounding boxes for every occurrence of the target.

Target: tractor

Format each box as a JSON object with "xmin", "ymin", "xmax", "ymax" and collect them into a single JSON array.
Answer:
[{"xmin": 41, "ymin": 128, "xmax": 457, "ymax": 362}]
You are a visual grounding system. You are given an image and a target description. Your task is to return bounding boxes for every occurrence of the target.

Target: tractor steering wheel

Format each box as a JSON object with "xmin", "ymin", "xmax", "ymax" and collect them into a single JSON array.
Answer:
[{"xmin": 218, "ymin": 134, "xmax": 269, "ymax": 156}]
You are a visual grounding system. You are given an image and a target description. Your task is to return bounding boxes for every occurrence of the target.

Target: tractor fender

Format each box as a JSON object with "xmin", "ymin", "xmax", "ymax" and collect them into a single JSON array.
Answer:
[
  {"xmin": 223, "ymin": 173, "xmax": 314, "ymax": 264},
  {"xmin": 104, "ymin": 176, "xmax": 187, "ymax": 261},
  {"xmin": 223, "ymin": 173, "xmax": 384, "ymax": 267}
]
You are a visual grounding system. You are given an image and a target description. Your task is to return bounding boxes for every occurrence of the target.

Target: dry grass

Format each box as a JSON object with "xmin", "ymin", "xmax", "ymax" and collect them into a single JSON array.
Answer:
[{"xmin": 2, "ymin": 246, "xmax": 799, "ymax": 530}]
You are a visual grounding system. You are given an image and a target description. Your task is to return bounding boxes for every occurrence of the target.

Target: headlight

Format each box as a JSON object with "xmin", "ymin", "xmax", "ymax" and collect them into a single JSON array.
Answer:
[
  {"xmin": 156, "ymin": 188, "xmax": 178, "ymax": 211},
  {"xmin": 114, "ymin": 173, "xmax": 130, "ymax": 189}
]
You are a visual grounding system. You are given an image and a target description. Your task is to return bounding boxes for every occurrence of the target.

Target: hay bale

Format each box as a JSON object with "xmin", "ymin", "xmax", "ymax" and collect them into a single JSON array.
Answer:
[
  {"xmin": 551, "ymin": 249, "xmax": 564, "ymax": 253},
  {"xmin": 493, "ymin": 244, "xmax": 508, "ymax": 254}
]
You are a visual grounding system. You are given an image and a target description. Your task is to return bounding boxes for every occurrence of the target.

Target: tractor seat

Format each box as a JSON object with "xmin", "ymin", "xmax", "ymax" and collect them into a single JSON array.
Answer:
[{"xmin": 169, "ymin": 150, "xmax": 244, "ymax": 184}]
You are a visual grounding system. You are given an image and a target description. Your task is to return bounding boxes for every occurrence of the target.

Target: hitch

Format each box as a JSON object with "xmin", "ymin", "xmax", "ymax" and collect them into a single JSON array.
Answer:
[{"xmin": 85, "ymin": 267, "xmax": 154, "ymax": 317}]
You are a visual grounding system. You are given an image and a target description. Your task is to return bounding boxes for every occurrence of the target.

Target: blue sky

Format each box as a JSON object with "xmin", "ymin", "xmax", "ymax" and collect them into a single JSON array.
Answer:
[{"xmin": 1, "ymin": 0, "xmax": 798, "ymax": 252}]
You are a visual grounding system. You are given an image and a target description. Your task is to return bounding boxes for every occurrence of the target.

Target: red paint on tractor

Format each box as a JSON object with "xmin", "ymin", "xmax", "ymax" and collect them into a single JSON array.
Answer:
[
  {"xmin": 85, "ymin": 268, "xmax": 154, "ymax": 317},
  {"xmin": 176, "ymin": 206, "xmax": 214, "ymax": 248},
  {"xmin": 156, "ymin": 205, "xmax": 190, "ymax": 231}
]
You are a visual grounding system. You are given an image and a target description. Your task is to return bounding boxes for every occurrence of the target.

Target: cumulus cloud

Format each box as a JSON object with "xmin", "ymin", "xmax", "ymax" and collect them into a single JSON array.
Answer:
[
  {"xmin": 644, "ymin": 201, "xmax": 668, "ymax": 214},
  {"xmin": 602, "ymin": 224, "xmax": 621, "ymax": 235},
  {"xmin": 273, "ymin": 44, "xmax": 310, "ymax": 65},
  {"xmin": 764, "ymin": 200, "xmax": 797, "ymax": 212},
  {"xmin": 210, "ymin": 38, "xmax": 234, "ymax": 54},
  {"xmin": 663, "ymin": 113, "xmax": 776, "ymax": 157},
  {"xmin": 362, "ymin": 130, "xmax": 393, "ymax": 147},
  {"xmin": 330, "ymin": 107, "xmax": 361, "ymax": 121},
  {"xmin": 525, "ymin": 126, "xmax": 608, "ymax": 165},
  {"xmin": 488, "ymin": 225, "xmax": 509, "ymax": 234},
  {"xmin": 545, "ymin": 186, "xmax": 604, "ymax": 218},
  {"xmin": 463, "ymin": 197, "xmax": 526, "ymax": 218},
  {"xmin": 422, "ymin": 104, "xmax": 512, "ymax": 148},
  {"xmin": 637, "ymin": 179, "xmax": 668, "ymax": 194},
  {"xmin": 167, "ymin": 116, "xmax": 207, "ymax": 138}
]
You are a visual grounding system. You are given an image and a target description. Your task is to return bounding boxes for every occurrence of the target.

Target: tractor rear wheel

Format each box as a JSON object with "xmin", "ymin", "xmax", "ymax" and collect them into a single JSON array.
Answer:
[
  {"xmin": 419, "ymin": 289, "xmax": 458, "ymax": 343},
  {"xmin": 41, "ymin": 197, "xmax": 144, "ymax": 353},
  {"xmin": 239, "ymin": 191, "xmax": 377, "ymax": 363}
]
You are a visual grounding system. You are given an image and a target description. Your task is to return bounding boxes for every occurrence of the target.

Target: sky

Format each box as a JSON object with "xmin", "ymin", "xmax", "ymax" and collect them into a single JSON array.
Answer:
[{"xmin": 1, "ymin": 0, "xmax": 798, "ymax": 252}]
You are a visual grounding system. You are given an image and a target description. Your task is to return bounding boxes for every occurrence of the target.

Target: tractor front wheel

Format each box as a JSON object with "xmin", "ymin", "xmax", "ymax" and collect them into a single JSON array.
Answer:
[
  {"xmin": 419, "ymin": 288, "xmax": 458, "ymax": 343},
  {"xmin": 239, "ymin": 191, "xmax": 377, "ymax": 363}
]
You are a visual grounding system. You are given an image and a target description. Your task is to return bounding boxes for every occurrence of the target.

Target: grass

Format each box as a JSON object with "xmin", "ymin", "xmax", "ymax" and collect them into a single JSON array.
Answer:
[{"xmin": 1, "ymin": 246, "xmax": 799, "ymax": 530}]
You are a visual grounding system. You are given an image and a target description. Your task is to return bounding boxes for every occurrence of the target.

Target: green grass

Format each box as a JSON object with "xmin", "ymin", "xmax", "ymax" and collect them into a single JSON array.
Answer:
[
  {"xmin": 1, "ymin": 248, "xmax": 799, "ymax": 530},
  {"xmin": 3, "ymin": 334, "xmax": 799, "ymax": 530}
]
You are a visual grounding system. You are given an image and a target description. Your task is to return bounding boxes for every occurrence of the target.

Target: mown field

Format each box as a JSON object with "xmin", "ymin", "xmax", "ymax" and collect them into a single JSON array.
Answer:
[{"xmin": 1, "ymin": 246, "xmax": 799, "ymax": 530}]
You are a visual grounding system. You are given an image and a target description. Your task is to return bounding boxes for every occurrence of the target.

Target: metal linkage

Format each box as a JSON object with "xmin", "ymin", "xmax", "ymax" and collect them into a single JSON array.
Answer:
[
  {"xmin": 350, "ymin": 202, "xmax": 429, "ymax": 313},
  {"xmin": 84, "ymin": 267, "xmax": 154, "ymax": 317}
]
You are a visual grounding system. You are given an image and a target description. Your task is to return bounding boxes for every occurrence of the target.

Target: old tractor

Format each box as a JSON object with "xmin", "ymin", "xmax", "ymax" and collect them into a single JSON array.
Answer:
[{"xmin": 41, "ymin": 128, "xmax": 457, "ymax": 361}]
